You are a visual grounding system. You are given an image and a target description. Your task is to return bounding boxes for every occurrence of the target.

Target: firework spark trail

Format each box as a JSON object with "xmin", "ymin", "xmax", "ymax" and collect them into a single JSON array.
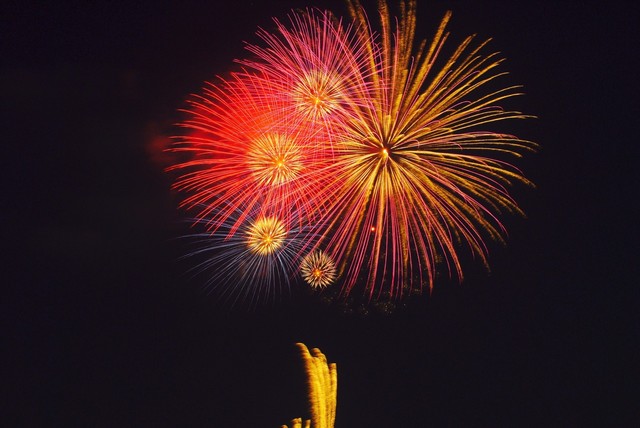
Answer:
[{"xmin": 300, "ymin": 250, "xmax": 337, "ymax": 289}]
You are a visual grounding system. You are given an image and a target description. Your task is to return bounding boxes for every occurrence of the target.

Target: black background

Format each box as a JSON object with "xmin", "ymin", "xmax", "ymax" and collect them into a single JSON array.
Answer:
[{"xmin": 3, "ymin": 1, "xmax": 638, "ymax": 426}]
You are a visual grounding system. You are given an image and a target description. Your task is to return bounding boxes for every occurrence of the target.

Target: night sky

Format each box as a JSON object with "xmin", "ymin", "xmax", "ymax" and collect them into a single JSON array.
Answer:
[{"xmin": 3, "ymin": 1, "xmax": 638, "ymax": 426}]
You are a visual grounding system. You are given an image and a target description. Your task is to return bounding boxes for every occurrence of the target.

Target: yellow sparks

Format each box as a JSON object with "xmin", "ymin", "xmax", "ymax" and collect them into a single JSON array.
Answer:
[
  {"xmin": 292, "ymin": 70, "xmax": 345, "ymax": 121},
  {"xmin": 246, "ymin": 216, "xmax": 286, "ymax": 255},
  {"xmin": 247, "ymin": 133, "xmax": 304, "ymax": 186},
  {"xmin": 300, "ymin": 251, "xmax": 337, "ymax": 289}
]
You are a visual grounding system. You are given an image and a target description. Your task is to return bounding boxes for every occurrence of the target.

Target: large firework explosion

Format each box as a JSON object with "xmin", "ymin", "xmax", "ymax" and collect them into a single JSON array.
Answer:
[
  {"xmin": 169, "ymin": 0, "xmax": 536, "ymax": 304},
  {"xmin": 237, "ymin": 7, "xmax": 374, "ymax": 143}
]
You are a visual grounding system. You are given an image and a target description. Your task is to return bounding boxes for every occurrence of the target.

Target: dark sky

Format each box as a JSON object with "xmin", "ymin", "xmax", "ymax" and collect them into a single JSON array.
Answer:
[{"xmin": 3, "ymin": 1, "xmax": 638, "ymax": 426}]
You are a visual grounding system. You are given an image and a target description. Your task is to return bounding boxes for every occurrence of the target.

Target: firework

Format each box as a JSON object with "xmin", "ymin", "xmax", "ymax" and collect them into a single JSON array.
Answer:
[
  {"xmin": 246, "ymin": 133, "xmax": 304, "ymax": 188},
  {"xmin": 238, "ymin": 8, "xmax": 373, "ymax": 143},
  {"xmin": 180, "ymin": 203, "xmax": 317, "ymax": 307},
  {"xmin": 169, "ymin": 1, "xmax": 536, "ymax": 303},
  {"xmin": 168, "ymin": 72, "xmax": 332, "ymax": 234},
  {"xmin": 298, "ymin": 0, "xmax": 537, "ymax": 298},
  {"xmin": 300, "ymin": 250, "xmax": 337, "ymax": 289},
  {"xmin": 246, "ymin": 216, "xmax": 287, "ymax": 255},
  {"xmin": 282, "ymin": 344, "xmax": 337, "ymax": 428}
]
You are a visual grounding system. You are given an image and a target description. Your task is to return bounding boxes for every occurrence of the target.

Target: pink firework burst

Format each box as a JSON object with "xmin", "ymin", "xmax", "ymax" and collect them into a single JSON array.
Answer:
[
  {"xmin": 308, "ymin": 0, "xmax": 537, "ymax": 298},
  {"xmin": 237, "ymin": 7, "xmax": 375, "ymax": 144}
]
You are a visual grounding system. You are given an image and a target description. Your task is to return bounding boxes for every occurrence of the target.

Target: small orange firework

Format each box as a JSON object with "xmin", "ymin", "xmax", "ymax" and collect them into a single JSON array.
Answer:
[
  {"xmin": 300, "ymin": 251, "xmax": 337, "ymax": 289},
  {"xmin": 246, "ymin": 133, "xmax": 305, "ymax": 187}
]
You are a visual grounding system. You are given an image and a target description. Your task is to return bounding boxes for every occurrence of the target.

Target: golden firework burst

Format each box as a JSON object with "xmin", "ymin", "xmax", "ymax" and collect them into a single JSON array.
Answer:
[
  {"xmin": 246, "ymin": 133, "xmax": 304, "ymax": 187},
  {"xmin": 292, "ymin": 70, "xmax": 346, "ymax": 121},
  {"xmin": 282, "ymin": 343, "xmax": 337, "ymax": 428},
  {"xmin": 300, "ymin": 251, "xmax": 337, "ymax": 289},
  {"xmin": 303, "ymin": 0, "xmax": 537, "ymax": 297},
  {"xmin": 245, "ymin": 216, "xmax": 287, "ymax": 255}
]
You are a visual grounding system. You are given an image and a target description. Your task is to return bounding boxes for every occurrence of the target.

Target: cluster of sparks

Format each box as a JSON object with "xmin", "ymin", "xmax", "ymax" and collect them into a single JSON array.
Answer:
[
  {"xmin": 169, "ymin": 0, "xmax": 535, "ymax": 304},
  {"xmin": 300, "ymin": 251, "xmax": 337, "ymax": 289}
]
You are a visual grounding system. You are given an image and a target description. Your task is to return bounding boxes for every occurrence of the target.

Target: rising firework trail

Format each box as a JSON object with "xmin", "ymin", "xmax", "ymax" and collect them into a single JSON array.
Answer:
[{"xmin": 169, "ymin": 71, "xmax": 333, "ymax": 233}]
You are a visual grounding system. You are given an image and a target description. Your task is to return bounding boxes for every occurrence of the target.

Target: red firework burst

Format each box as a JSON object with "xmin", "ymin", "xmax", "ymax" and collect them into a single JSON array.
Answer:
[{"xmin": 168, "ymin": 71, "xmax": 333, "ymax": 234}]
